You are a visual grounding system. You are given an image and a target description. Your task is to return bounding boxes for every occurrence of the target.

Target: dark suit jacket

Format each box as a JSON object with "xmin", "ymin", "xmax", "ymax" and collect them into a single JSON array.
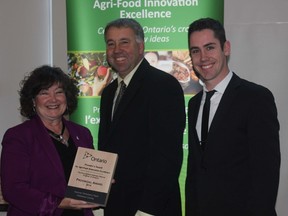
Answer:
[
  {"xmin": 1, "ymin": 115, "xmax": 94, "ymax": 216},
  {"xmin": 185, "ymin": 73, "xmax": 280, "ymax": 216},
  {"xmin": 98, "ymin": 59, "xmax": 186, "ymax": 216}
]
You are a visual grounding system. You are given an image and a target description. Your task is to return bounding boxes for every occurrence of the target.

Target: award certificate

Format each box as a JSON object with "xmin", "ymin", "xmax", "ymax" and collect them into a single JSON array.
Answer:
[{"xmin": 65, "ymin": 147, "xmax": 118, "ymax": 206}]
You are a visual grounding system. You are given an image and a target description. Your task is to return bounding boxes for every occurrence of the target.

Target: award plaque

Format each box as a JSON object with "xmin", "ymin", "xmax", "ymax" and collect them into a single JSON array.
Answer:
[{"xmin": 65, "ymin": 147, "xmax": 118, "ymax": 206}]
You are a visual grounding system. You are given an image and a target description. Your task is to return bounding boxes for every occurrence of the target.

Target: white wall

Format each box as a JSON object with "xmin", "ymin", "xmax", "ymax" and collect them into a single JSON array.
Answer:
[
  {"xmin": 0, "ymin": 0, "xmax": 51, "ymax": 138},
  {"xmin": 224, "ymin": 1, "xmax": 288, "ymax": 216},
  {"xmin": 51, "ymin": 0, "xmax": 68, "ymax": 71},
  {"xmin": 0, "ymin": 0, "xmax": 51, "ymax": 215},
  {"xmin": 0, "ymin": 0, "xmax": 287, "ymax": 215}
]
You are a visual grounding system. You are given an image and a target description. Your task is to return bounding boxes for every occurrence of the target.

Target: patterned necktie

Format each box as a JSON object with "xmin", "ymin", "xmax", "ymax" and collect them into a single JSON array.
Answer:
[
  {"xmin": 201, "ymin": 90, "xmax": 216, "ymax": 150},
  {"xmin": 113, "ymin": 81, "xmax": 126, "ymax": 115}
]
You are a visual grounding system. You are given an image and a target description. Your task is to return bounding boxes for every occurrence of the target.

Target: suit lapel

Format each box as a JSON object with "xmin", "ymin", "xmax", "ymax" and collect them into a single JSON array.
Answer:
[
  {"xmin": 32, "ymin": 116, "xmax": 66, "ymax": 180},
  {"xmin": 209, "ymin": 73, "xmax": 242, "ymax": 139},
  {"xmin": 107, "ymin": 80, "xmax": 117, "ymax": 119},
  {"xmin": 189, "ymin": 92, "xmax": 203, "ymax": 151},
  {"xmin": 63, "ymin": 119, "xmax": 83, "ymax": 148},
  {"xmin": 112, "ymin": 60, "xmax": 146, "ymax": 123}
]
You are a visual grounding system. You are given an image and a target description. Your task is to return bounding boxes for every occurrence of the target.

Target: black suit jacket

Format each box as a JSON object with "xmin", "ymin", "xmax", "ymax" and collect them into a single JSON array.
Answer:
[
  {"xmin": 98, "ymin": 59, "xmax": 186, "ymax": 216},
  {"xmin": 185, "ymin": 73, "xmax": 280, "ymax": 216}
]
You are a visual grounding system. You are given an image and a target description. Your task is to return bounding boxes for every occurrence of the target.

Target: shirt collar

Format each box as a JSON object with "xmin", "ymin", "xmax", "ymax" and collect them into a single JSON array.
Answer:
[
  {"xmin": 117, "ymin": 59, "xmax": 143, "ymax": 86},
  {"xmin": 203, "ymin": 71, "xmax": 233, "ymax": 94}
]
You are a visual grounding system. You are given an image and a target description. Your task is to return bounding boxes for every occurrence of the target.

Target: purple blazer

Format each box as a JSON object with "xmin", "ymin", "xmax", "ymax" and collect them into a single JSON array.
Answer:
[{"xmin": 1, "ymin": 115, "xmax": 95, "ymax": 216}]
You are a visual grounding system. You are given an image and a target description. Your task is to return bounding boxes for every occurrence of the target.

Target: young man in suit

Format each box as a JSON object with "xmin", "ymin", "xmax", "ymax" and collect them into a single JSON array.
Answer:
[
  {"xmin": 98, "ymin": 18, "xmax": 186, "ymax": 216},
  {"xmin": 185, "ymin": 18, "xmax": 280, "ymax": 216}
]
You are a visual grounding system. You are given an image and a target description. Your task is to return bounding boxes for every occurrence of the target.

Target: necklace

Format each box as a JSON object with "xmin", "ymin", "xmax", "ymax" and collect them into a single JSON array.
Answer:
[{"xmin": 47, "ymin": 124, "xmax": 69, "ymax": 147}]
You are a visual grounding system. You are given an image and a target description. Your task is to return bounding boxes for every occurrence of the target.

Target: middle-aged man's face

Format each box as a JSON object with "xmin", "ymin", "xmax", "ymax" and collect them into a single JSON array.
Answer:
[
  {"xmin": 105, "ymin": 27, "xmax": 144, "ymax": 79},
  {"xmin": 189, "ymin": 29, "xmax": 230, "ymax": 89}
]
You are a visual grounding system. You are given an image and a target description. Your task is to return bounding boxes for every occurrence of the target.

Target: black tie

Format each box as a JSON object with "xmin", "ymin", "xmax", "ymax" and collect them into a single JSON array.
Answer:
[
  {"xmin": 113, "ymin": 81, "xmax": 126, "ymax": 115},
  {"xmin": 201, "ymin": 90, "xmax": 216, "ymax": 150}
]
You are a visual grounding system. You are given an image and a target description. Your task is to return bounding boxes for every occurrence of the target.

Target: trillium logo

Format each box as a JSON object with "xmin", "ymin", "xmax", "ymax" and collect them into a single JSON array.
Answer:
[
  {"xmin": 83, "ymin": 151, "xmax": 107, "ymax": 163},
  {"xmin": 83, "ymin": 151, "xmax": 93, "ymax": 159}
]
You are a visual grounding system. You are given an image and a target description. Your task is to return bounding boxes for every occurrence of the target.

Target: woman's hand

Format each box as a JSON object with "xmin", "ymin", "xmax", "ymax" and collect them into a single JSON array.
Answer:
[{"xmin": 59, "ymin": 197, "xmax": 100, "ymax": 210}]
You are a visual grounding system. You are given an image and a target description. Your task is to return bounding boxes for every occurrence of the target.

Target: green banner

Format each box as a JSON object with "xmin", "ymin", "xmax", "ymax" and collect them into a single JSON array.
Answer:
[
  {"xmin": 67, "ymin": 0, "xmax": 223, "ymax": 51},
  {"xmin": 66, "ymin": 0, "xmax": 224, "ymax": 214}
]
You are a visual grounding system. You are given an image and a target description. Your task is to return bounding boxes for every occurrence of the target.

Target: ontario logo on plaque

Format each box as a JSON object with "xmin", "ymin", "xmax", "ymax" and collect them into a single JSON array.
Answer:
[{"xmin": 65, "ymin": 147, "xmax": 118, "ymax": 206}]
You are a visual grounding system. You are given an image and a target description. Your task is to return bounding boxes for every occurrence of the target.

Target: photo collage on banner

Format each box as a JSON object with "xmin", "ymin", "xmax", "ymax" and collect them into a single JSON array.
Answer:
[{"xmin": 66, "ymin": 0, "xmax": 223, "ymax": 213}]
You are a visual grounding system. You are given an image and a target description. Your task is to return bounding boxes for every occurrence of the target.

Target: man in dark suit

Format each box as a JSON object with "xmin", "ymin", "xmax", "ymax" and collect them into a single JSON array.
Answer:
[
  {"xmin": 185, "ymin": 18, "xmax": 280, "ymax": 216},
  {"xmin": 98, "ymin": 18, "xmax": 186, "ymax": 216}
]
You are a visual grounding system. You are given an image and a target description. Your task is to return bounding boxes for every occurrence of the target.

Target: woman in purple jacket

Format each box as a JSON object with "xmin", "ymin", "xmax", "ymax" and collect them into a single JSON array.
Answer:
[{"xmin": 1, "ymin": 65, "xmax": 98, "ymax": 216}]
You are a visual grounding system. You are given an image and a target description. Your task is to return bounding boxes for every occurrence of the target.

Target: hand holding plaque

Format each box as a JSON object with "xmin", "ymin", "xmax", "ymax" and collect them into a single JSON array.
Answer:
[{"xmin": 65, "ymin": 147, "xmax": 118, "ymax": 206}]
